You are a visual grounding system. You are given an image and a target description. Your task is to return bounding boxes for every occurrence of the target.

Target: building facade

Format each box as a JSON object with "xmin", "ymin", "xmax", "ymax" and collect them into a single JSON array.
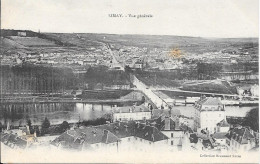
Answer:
[
  {"xmin": 225, "ymin": 126, "xmax": 257, "ymax": 152},
  {"xmin": 194, "ymin": 97, "xmax": 225, "ymax": 134},
  {"xmin": 112, "ymin": 105, "xmax": 152, "ymax": 122}
]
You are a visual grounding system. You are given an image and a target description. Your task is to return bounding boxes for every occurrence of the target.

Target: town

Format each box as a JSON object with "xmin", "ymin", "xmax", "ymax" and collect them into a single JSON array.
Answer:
[{"xmin": 0, "ymin": 29, "xmax": 259, "ymax": 156}]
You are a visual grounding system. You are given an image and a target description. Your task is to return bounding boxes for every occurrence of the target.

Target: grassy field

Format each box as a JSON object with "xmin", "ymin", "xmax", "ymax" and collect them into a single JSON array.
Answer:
[
  {"xmin": 1, "ymin": 30, "xmax": 258, "ymax": 56},
  {"xmin": 181, "ymin": 80, "xmax": 238, "ymax": 94},
  {"xmin": 44, "ymin": 33, "xmax": 258, "ymax": 54},
  {"xmin": 7, "ymin": 36, "xmax": 56, "ymax": 47}
]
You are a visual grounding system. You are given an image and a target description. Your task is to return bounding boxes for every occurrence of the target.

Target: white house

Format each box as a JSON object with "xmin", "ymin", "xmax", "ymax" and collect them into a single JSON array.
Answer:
[
  {"xmin": 50, "ymin": 121, "xmax": 169, "ymax": 153},
  {"xmin": 225, "ymin": 126, "xmax": 257, "ymax": 152},
  {"xmin": 112, "ymin": 104, "xmax": 151, "ymax": 122},
  {"xmin": 194, "ymin": 97, "xmax": 226, "ymax": 134}
]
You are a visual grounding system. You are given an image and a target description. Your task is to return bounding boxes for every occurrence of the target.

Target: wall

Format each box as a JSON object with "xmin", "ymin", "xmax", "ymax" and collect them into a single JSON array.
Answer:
[{"xmin": 200, "ymin": 111, "xmax": 225, "ymax": 133}]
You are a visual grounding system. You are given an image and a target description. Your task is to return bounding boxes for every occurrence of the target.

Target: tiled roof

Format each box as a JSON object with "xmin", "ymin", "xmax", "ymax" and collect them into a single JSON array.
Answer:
[
  {"xmin": 99, "ymin": 121, "xmax": 168, "ymax": 142},
  {"xmin": 51, "ymin": 127, "xmax": 120, "ymax": 149},
  {"xmin": 179, "ymin": 124, "xmax": 194, "ymax": 133},
  {"xmin": 217, "ymin": 119, "xmax": 230, "ymax": 127},
  {"xmin": 226, "ymin": 127, "xmax": 255, "ymax": 144},
  {"xmin": 159, "ymin": 117, "xmax": 176, "ymax": 131},
  {"xmin": 1, "ymin": 133, "xmax": 27, "ymax": 149},
  {"xmin": 195, "ymin": 97, "xmax": 224, "ymax": 111},
  {"xmin": 197, "ymin": 97, "xmax": 223, "ymax": 106},
  {"xmin": 212, "ymin": 132, "xmax": 227, "ymax": 139},
  {"xmin": 51, "ymin": 121, "xmax": 169, "ymax": 150},
  {"xmin": 134, "ymin": 123, "xmax": 168, "ymax": 142}
]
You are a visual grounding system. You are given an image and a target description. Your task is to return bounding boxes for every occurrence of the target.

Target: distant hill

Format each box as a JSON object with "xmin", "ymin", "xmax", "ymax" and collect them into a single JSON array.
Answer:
[
  {"xmin": 1, "ymin": 29, "xmax": 258, "ymax": 54},
  {"xmin": 43, "ymin": 32, "xmax": 259, "ymax": 54}
]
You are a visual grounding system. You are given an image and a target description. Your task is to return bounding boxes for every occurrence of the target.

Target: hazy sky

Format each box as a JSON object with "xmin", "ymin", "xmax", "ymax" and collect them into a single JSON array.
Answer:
[{"xmin": 2, "ymin": 0, "xmax": 259, "ymax": 38}]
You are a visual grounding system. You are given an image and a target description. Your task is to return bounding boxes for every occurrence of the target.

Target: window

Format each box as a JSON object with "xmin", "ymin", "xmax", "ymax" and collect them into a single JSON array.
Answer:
[
  {"xmin": 171, "ymin": 133, "xmax": 173, "ymax": 138},
  {"xmin": 171, "ymin": 141, "xmax": 174, "ymax": 145}
]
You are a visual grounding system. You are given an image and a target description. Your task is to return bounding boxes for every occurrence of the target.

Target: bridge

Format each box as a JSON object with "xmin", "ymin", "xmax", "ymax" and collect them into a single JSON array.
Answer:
[{"xmin": 0, "ymin": 98, "xmax": 142, "ymax": 105}]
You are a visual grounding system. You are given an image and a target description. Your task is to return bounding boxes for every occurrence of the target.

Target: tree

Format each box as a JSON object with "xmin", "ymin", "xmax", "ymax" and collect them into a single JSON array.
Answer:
[
  {"xmin": 60, "ymin": 121, "xmax": 70, "ymax": 132},
  {"xmin": 243, "ymin": 108, "xmax": 259, "ymax": 132},
  {"xmin": 42, "ymin": 117, "xmax": 50, "ymax": 129},
  {"xmin": 125, "ymin": 66, "xmax": 133, "ymax": 74},
  {"xmin": 27, "ymin": 119, "xmax": 33, "ymax": 134},
  {"xmin": 27, "ymin": 119, "xmax": 32, "ymax": 128},
  {"xmin": 0, "ymin": 122, "xmax": 2, "ymax": 132},
  {"xmin": 141, "ymin": 96, "xmax": 145, "ymax": 103}
]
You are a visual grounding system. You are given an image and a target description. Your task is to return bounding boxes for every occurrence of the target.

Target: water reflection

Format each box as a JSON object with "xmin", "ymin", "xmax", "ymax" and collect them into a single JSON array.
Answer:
[
  {"xmin": 0, "ymin": 103, "xmax": 112, "ymax": 126},
  {"xmin": 0, "ymin": 102, "xmax": 257, "ymax": 126}
]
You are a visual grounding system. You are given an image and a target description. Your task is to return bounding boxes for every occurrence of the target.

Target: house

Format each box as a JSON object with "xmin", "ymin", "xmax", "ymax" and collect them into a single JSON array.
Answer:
[
  {"xmin": 225, "ymin": 126, "xmax": 257, "ymax": 152},
  {"xmin": 18, "ymin": 31, "xmax": 27, "ymax": 37},
  {"xmin": 134, "ymin": 61, "xmax": 143, "ymax": 69},
  {"xmin": 50, "ymin": 126, "xmax": 120, "ymax": 152},
  {"xmin": 212, "ymin": 132, "xmax": 228, "ymax": 149},
  {"xmin": 51, "ymin": 121, "xmax": 169, "ymax": 152},
  {"xmin": 112, "ymin": 104, "xmax": 151, "ymax": 122},
  {"xmin": 216, "ymin": 119, "xmax": 230, "ymax": 133},
  {"xmin": 158, "ymin": 116, "xmax": 184, "ymax": 150},
  {"xmin": 1, "ymin": 126, "xmax": 37, "ymax": 149},
  {"xmin": 210, "ymin": 119, "xmax": 230, "ymax": 150},
  {"xmin": 194, "ymin": 97, "xmax": 226, "ymax": 134}
]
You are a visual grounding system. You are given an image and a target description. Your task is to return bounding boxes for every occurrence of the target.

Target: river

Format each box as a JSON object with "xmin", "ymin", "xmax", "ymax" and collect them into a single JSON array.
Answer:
[{"xmin": 0, "ymin": 102, "xmax": 257, "ymax": 126}]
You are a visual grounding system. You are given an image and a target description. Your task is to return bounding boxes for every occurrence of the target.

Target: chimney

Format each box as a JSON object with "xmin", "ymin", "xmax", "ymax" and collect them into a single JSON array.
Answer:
[{"xmin": 165, "ymin": 117, "xmax": 170, "ymax": 130}]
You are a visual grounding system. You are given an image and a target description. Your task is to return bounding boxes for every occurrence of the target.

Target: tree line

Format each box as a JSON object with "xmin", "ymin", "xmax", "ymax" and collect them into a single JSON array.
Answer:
[{"xmin": 0, "ymin": 64, "xmax": 77, "ymax": 95}]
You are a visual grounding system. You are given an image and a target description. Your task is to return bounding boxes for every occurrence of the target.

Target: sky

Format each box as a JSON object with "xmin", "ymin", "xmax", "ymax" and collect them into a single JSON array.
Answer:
[{"xmin": 1, "ymin": 0, "xmax": 259, "ymax": 38}]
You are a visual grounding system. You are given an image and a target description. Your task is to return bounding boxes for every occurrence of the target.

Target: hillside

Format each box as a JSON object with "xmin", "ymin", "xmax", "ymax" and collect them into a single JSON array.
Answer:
[
  {"xmin": 1, "ymin": 29, "xmax": 258, "ymax": 55},
  {"xmin": 43, "ymin": 33, "xmax": 259, "ymax": 54}
]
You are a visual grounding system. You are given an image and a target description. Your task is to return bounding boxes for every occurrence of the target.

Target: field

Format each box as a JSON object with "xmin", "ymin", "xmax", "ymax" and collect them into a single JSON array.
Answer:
[
  {"xmin": 1, "ymin": 29, "xmax": 258, "ymax": 56},
  {"xmin": 46, "ymin": 33, "xmax": 258, "ymax": 54},
  {"xmin": 180, "ymin": 80, "xmax": 238, "ymax": 94},
  {"xmin": 136, "ymin": 75, "xmax": 183, "ymax": 88},
  {"xmin": 7, "ymin": 36, "xmax": 57, "ymax": 47}
]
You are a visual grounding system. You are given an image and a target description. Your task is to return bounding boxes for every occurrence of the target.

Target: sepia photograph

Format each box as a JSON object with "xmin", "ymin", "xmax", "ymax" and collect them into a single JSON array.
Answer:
[{"xmin": 0, "ymin": 0, "xmax": 259, "ymax": 163}]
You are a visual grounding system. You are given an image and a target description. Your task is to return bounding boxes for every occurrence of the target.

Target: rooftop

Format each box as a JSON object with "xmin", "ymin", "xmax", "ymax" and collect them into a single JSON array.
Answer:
[
  {"xmin": 197, "ymin": 97, "xmax": 223, "ymax": 106},
  {"xmin": 217, "ymin": 119, "xmax": 230, "ymax": 127},
  {"xmin": 225, "ymin": 127, "xmax": 256, "ymax": 144},
  {"xmin": 51, "ymin": 121, "xmax": 169, "ymax": 150},
  {"xmin": 195, "ymin": 97, "xmax": 224, "ymax": 111},
  {"xmin": 212, "ymin": 132, "xmax": 228, "ymax": 139}
]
